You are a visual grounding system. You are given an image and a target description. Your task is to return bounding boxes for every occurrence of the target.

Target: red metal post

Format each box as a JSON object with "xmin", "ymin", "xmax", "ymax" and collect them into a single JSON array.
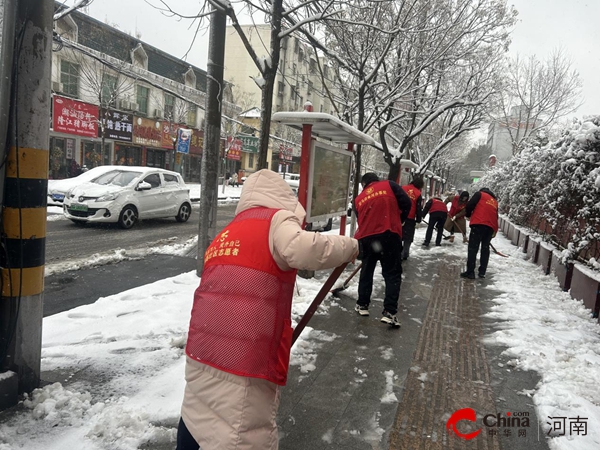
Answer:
[{"xmin": 298, "ymin": 124, "xmax": 312, "ymax": 227}]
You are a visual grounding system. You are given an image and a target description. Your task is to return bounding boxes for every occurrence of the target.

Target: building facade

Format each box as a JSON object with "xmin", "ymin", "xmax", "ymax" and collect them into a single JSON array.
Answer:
[
  {"xmin": 224, "ymin": 24, "xmax": 341, "ymax": 175},
  {"xmin": 51, "ymin": 4, "xmax": 239, "ymax": 182},
  {"xmin": 487, "ymin": 105, "xmax": 539, "ymax": 161}
]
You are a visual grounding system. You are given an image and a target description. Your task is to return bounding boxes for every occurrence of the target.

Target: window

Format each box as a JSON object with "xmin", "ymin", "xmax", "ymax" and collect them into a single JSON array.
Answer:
[
  {"xmin": 143, "ymin": 173, "xmax": 161, "ymax": 188},
  {"xmin": 101, "ymin": 74, "xmax": 117, "ymax": 107},
  {"xmin": 164, "ymin": 94, "xmax": 175, "ymax": 120},
  {"xmin": 248, "ymin": 154, "xmax": 254, "ymax": 168},
  {"xmin": 163, "ymin": 173, "xmax": 179, "ymax": 184},
  {"xmin": 187, "ymin": 103, "xmax": 197, "ymax": 126},
  {"xmin": 60, "ymin": 61, "xmax": 79, "ymax": 97},
  {"xmin": 136, "ymin": 86, "xmax": 150, "ymax": 115},
  {"xmin": 310, "ymin": 60, "xmax": 316, "ymax": 74},
  {"xmin": 278, "ymin": 81, "xmax": 284, "ymax": 96},
  {"xmin": 292, "ymin": 63, "xmax": 297, "ymax": 75}
]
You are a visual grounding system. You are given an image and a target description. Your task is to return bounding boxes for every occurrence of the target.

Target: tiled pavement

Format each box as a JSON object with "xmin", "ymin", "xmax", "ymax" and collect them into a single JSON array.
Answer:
[{"xmin": 278, "ymin": 254, "xmax": 550, "ymax": 450}]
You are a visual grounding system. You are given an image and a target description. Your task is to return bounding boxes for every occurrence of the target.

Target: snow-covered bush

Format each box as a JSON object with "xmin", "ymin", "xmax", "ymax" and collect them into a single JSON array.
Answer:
[{"xmin": 475, "ymin": 116, "xmax": 600, "ymax": 265}]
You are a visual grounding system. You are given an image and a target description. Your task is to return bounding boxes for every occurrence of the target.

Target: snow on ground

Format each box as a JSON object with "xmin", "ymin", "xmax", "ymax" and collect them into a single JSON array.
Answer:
[{"xmin": 1, "ymin": 217, "xmax": 600, "ymax": 449}]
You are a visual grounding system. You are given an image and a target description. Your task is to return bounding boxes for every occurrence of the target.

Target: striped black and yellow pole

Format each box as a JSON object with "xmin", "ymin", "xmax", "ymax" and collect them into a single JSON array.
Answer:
[{"xmin": 0, "ymin": 0, "xmax": 52, "ymax": 408}]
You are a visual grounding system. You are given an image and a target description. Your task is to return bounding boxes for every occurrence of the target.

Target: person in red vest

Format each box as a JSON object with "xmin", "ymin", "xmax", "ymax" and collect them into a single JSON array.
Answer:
[
  {"xmin": 354, "ymin": 172, "xmax": 411, "ymax": 327},
  {"xmin": 461, "ymin": 187, "xmax": 499, "ymax": 279},
  {"xmin": 400, "ymin": 176, "xmax": 424, "ymax": 260},
  {"xmin": 178, "ymin": 170, "xmax": 358, "ymax": 450},
  {"xmin": 443, "ymin": 191, "xmax": 469, "ymax": 243},
  {"xmin": 421, "ymin": 196, "xmax": 448, "ymax": 246}
]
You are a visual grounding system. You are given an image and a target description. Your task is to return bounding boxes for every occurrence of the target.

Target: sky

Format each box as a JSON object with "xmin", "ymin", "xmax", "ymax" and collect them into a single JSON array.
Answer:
[
  {"xmin": 1, "ymin": 207, "xmax": 600, "ymax": 449},
  {"xmin": 74, "ymin": 0, "xmax": 600, "ymax": 119}
]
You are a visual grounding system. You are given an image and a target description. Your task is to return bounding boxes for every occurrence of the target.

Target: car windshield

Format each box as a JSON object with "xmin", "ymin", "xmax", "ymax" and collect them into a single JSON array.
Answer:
[{"xmin": 93, "ymin": 170, "xmax": 142, "ymax": 187}]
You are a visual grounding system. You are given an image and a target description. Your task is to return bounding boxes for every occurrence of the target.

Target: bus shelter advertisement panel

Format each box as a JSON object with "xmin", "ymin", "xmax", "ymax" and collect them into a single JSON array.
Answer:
[{"xmin": 307, "ymin": 141, "xmax": 353, "ymax": 222}]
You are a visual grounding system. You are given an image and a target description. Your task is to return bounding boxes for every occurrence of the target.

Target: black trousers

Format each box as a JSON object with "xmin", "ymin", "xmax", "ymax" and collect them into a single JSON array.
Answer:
[
  {"xmin": 424, "ymin": 212, "xmax": 447, "ymax": 245},
  {"xmin": 176, "ymin": 417, "xmax": 200, "ymax": 450},
  {"xmin": 466, "ymin": 224, "xmax": 494, "ymax": 275},
  {"xmin": 401, "ymin": 219, "xmax": 416, "ymax": 258},
  {"xmin": 357, "ymin": 231, "xmax": 403, "ymax": 314}
]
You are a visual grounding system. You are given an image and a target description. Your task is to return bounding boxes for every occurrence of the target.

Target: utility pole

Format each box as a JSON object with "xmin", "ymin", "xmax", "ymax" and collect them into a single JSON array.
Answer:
[
  {"xmin": 197, "ymin": 7, "xmax": 226, "ymax": 275},
  {"xmin": 0, "ymin": 0, "xmax": 52, "ymax": 410}
]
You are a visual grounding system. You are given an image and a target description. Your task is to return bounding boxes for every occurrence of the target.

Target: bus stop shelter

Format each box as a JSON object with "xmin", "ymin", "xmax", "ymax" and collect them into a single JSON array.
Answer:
[{"xmin": 271, "ymin": 107, "xmax": 377, "ymax": 342}]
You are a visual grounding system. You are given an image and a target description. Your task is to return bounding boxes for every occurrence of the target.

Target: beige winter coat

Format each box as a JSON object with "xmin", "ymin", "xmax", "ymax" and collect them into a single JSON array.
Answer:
[{"xmin": 181, "ymin": 169, "xmax": 358, "ymax": 450}]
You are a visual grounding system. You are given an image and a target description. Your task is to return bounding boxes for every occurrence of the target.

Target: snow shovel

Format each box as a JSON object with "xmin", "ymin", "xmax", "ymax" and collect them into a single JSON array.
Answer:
[
  {"xmin": 293, "ymin": 263, "xmax": 348, "ymax": 345},
  {"xmin": 451, "ymin": 218, "xmax": 469, "ymax": 243},
  {"xmin": 331, "ymin": 263, "xmax": 362, "ymax": 296}
]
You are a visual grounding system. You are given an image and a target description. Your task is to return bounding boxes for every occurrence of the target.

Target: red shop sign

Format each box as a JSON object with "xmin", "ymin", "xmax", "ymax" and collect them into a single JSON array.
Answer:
[{"xmin": 53, "ymin": 95, "xmax": 99, "ymax": 138}]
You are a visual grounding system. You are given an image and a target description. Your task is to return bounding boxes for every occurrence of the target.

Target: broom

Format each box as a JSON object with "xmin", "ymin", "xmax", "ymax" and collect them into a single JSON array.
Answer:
[{"xmin": 330, "ymin": 263, "xmax": 362, "ymax": 296}]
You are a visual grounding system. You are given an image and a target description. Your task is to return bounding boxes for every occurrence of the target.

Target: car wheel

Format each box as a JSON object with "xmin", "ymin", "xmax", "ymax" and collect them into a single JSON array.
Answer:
[
  {"xmin": 70, "ymin": 219, "xmax": 86, "ymax": 226},
  {"xmin": 118, "ymin": 205, "xmax": 138, "ymax": 229},
  {"xmin": 176, "ymin": 203, "xmax": 191, "ymax": 223}
]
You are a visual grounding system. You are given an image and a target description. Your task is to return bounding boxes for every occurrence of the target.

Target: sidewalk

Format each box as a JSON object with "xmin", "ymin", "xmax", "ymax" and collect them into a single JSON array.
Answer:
[
  {"xmin": 2, "ymin": 224, "xmax": 599, "ymax": 449},
  {"xmin": 278, "ymin": 253, "xmax": 549, "ymax": 450}
]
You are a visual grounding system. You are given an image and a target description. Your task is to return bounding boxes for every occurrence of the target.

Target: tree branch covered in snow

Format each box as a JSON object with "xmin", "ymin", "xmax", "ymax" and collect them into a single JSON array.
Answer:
[{"xmin": 475, "ymin": 116, "xmax": 600, "ymax": 266}]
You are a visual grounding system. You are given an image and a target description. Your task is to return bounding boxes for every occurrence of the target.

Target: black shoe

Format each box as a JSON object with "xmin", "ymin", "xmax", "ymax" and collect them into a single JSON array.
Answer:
[
  {"xmin": 435, "ymin": 243, "xmax": 441, "ymax": 246},
  {"xmin": 381, "ymin": 310, "xmax": 401, "ymax": 328},
  {"xmin": 355, "ymin": 304, "xmax": 369, "ymax": 316},
  {"xmin": 460, "ymin": 271, "xmax": 476, "ymax": 279},
  {"xmin": 402, "ymin": 256, "xmax": 408, "ymax": 260},
  {"xmin": 478, "ymin": 273, "xmax": 486, "ymax": 279},
  {"xmin": 422, "ymin": 242, "xmax": 429, "ymax": 246}
]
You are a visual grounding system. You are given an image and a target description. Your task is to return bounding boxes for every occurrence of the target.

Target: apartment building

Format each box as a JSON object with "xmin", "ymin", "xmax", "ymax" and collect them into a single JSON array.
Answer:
[
  {"xmin": 224, "ymin": 24, "xmax": 339, "ymax": 174},
  {"xmin": 487, "ymin": 105, "xmax": 540, "ymax": 161}
]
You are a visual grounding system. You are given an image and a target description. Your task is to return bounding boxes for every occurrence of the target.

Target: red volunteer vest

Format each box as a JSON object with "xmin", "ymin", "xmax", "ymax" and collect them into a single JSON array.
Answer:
[
  {"xmin": 402, "ymin": 185, "xmax": 421, "ymax": 220},
  {"xmin": 428, "ymin": 198, "xmax": 447, "ymax": 214},
  {"xmin": 186, "ymin": 207, "xmax": 297, "ymax": 386},
  {"xmin": 449, "ymin": 196, "xmax": 466, "ymax": 217},
  {"xmin": 355, "ymin": 180, "xmax": 402, "ymax": 239},
  {"xmin": 470, "ymin": 192, "xmax": 499, "ymax": 232}
]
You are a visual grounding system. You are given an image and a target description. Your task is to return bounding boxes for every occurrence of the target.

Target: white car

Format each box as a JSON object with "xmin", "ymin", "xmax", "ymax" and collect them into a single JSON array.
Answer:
[
  {"xmin": 280, "ymin": 172, "xmax": 300, "ymax": 192},
  {"xmin": 48, "ymin": 165, "xmax": 122, "ymax": 205},
  {"xmin": 279, "ymin": 172, "xmax": 332, "ymax": 232},
  {"xmin": 63, "ymin": 166, "xmax": 192, "ymax": 229}
]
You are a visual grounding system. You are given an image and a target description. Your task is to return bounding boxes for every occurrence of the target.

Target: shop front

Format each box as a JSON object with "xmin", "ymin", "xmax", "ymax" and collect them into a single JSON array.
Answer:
[
  {"xmin": 99, "ymin": 108, "xmax": 133, "ymax": 166},
  {"xmin": 49, "ymin": 135, "xmax": 77, "ymax": 179},
  {"xmin": 183, "ymin": 129, "xmax": 203, "ymax": 182},
  {"xmin": 133, "ymin": 116, "xmax": 162, "ymax": 167},
  {"xmin": 51, "ymin": 95, "xmax": 99, "ymax": 179},
  {"xmin": 114, "ymin": 144, "xmax": 142, "ymax": 166}
]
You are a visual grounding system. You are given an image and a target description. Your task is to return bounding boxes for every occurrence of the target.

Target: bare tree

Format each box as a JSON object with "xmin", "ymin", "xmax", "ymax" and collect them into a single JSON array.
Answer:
[
  {"xmin": 153, "ymin": 0, "xmax": 367, "ymax": 169},
  {"xmin": 373, "ymin": 0, "xmax": 515, "ymax": 180},
  {"xmin": 493, "ymin": 49, "xmax": 583, "ymax": 154}
]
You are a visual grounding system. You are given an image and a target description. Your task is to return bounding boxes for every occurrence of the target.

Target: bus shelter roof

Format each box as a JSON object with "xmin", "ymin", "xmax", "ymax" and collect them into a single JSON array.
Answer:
[{"xmin": 271, "ymin": 112, "xmax": 377, "ymax": 146}]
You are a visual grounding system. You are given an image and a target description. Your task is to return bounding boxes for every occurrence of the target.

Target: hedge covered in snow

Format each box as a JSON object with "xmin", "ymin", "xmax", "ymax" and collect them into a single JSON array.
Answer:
[{"xmin": 474, "ymin": 116, "xmax": 600, "ymax": 269}]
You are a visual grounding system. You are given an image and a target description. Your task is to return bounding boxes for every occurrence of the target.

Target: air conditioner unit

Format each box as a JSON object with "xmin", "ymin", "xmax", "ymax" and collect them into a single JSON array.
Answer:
[
  {"xmin": 51, "ymin": 81, "xmax": 63, "ymax": 92},
  {"xmin": 118, "ymin": 99, "xmax": 130, "ymax": 110},
  {"xmin": 129, "ymin": 102, "xmax": 139, "ymax": 112},
  {"xmin": 153, "ymin": 109, "xmax": 163, "ymax": 118}
]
